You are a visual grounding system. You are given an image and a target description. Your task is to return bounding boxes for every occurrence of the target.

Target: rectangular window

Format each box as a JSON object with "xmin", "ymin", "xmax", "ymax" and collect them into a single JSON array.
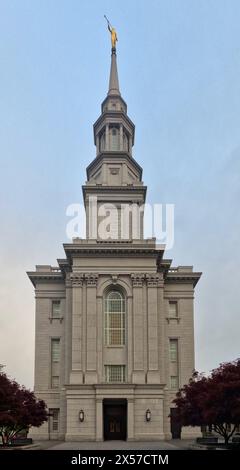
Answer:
[
  {"xmin": 169, "ymin": 301, "xmax": 178, "ymax": 317},
  {"xmin": 52, "ymin": 300, "xmax": 61, "ymax": 318},
  {"xmin": 51, "ymin": 376, "xmax": 59, "ymax": 389},
  {"xmin": 170, "ymin": 376, "xmax": 179, "ymax": 389},
  {"xmin": 169, "ymin": 339, "xmax": 178, "ymax": 362},
  {"xmin": 51, "ymin": 338, "xmax": 60, "ymax": 362},
  {"xmin": 105, "ymin": 365, "xmax": 126, "ymax": 383},
  {"xmin": 49, "ymin": 408, "xmax": 59, "ymax": 432}
]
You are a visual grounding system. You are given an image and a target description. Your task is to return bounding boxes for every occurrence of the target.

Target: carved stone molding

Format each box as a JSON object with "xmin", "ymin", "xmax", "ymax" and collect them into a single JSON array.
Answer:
[
  {"xmin": 70, "ymin": 273, "xmax": 84, "ymax": 287},
  {"xmin": 85, "ymin": 273, "xmax": 99, "ymax": 287},
  {"xmin": 131, "ymin": 273, "xmax": 145, "ymax": 287},
  {"xmin": 111, "ymin": 275, "xmax": 118, "ymax": 285},
  {"xmin": 146, "ymin": 274, "xmax": 162, "ymax": 287}
]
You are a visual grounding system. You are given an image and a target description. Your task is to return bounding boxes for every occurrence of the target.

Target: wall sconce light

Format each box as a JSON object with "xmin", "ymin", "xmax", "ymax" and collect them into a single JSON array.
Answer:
[
  {"xmin": 79, "ymin": 410, "xmax": 84, "ymax": 422},
  {"xmin": 146, "ymin": 409, "xmax": 151, "ymax": 422}
]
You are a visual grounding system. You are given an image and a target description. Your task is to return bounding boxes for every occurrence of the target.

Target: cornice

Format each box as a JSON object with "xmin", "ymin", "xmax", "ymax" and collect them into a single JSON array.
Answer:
[
  {"xmin": 86, "ymin": 152, "xmax": 143, "ymax": 180},
  {"xmin": 166, "ymin": 272, "xmax": 202, "ymax": 287},
  {"xmin": 27, "ymin": 271, "xmax": 64, "ymax": 287}
]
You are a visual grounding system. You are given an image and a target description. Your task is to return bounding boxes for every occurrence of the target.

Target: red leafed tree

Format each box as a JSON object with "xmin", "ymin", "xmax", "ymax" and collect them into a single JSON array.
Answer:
[
  {"xmin": 0, "ymin": 370, "xmax": 47, "ymax": 446},
  {"xmin": 173, "ymin": 359, "xmax": 240, "ymax": 445}
]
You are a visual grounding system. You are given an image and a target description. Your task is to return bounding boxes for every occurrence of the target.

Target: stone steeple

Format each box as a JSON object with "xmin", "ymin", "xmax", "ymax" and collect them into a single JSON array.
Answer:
[
  {"xmin": 108, "ymin": 48, "xmax": 120, "ymax": 96},
  {"xmin": 93, "ymin": 47, "xmax": 134, "ymax": 156},
  {"xmin": 82, "ymin": 46, "xmax": 146, "ymax": 239}
]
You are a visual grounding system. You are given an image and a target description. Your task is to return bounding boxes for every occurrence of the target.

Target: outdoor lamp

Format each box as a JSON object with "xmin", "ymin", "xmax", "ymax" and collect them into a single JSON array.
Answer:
[
  {"xmin": 79, "ymin": 410, "xmax": 84, "ymax": 422},
  {"xmin": 146, "ymin": 409, "xmax": 151, "ymax": 422}
]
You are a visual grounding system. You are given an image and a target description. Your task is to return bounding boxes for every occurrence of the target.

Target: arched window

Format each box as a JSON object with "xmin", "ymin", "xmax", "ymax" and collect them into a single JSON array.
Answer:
[
  {"xmin": 104, "ymin": 290, "xmax": 126, "ymax": 346},
  {"xmin": 110, "ymin": 127, "xmax": 120, "ymax": 151}
]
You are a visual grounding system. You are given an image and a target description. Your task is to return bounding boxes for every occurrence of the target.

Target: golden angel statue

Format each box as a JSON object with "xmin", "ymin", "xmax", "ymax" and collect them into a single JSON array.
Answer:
[{"xmin": 104, "ymin": 16, "xmax": 118, "ymax": 48}]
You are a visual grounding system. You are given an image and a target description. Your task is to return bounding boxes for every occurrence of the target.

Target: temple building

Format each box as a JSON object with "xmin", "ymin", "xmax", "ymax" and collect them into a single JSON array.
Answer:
[{"xmin": 28, "ymin": 41, "xmax": 201, "ymax": 441}]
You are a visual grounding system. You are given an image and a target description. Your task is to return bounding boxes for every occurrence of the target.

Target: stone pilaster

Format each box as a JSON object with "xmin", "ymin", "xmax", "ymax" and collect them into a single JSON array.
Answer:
[
  {"xmin": 146, "ymin": 275, "xmax": 161, "ymax": 384},
  {"xmin": 157, "ymin": 272, "xmax": 165, "ymax": 384},
  {"xmin": 127, "ymin": 399, "xmax": 134, "ymax": 440},
  {"xmin": 131, "ymin": 274, "xmax": 145, "ymax": 383},
  {"xmin": 65, "ymin": 276, "xmax": 72, "ymax": 384},
  {"xmin": 96, "ymin": 294, "xmax": 103, "ymax": 382},
  {"xmin": 96, "ymin": 399, "xmax": 103, "ymax": 441},
  {"xmin": 69, "ymin": 274, "xmax": 84, "ymax": 384},
  {"xmin": 85, "ymin": 274, "xmax": 98, "ymax": 384}
]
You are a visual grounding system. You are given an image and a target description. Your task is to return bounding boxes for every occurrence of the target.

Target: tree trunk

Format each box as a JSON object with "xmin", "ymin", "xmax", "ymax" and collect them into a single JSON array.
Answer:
[
  {"xmin": 2, "ymin": 433, "xmax": 8, "ymax": 446},
  {"xmin": 224, "ymin": 435, "xmax": 230, "ymax": 446}
]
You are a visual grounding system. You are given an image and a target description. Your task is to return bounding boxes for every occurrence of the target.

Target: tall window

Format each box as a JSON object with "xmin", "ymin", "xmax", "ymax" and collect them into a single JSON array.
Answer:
[
  {"xmin": 110, "ymin": 127, "xmax": 120, "ymax": 151},
  {"xmin": 49, "ymin": 408, "xmax": 59, "ymax": 432},
  {"xmin": 169, "ymin": 339, "xmax": 178, "ymax": 362},
  {"xmin": 169, "ymin": 301, "xmax": 178, "ymax": 317},
  {"xmin": 52, "ymin": 300, "xmax": 61, "ymax": 319},
  {"xmin": 104, "ymin": 291, "xmax": 126, "ymax": 346},
  {"xmin": 51, "ymin": 376, "xmax": 59, "ymax": 389},
  {"xmin": 105, "ymin": 365, "xmax": 126, "ymax": 383},
  {"xmin": 170, "ymin": 376, "xmax": 179, "ymax": 389},
  {"xmin": 51, "ymin": 338, "xmax": 60, "ymax": 362}
]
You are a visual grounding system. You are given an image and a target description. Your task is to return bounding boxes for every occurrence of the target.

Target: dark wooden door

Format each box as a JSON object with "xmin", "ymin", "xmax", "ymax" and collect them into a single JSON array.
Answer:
[
  {"xmin": 170, "ymin": 408, "xmax": 182, "ymax": 439},
  {"xmin": 103, "ymin": 400, "xmax": 127, "ymax": 440}
]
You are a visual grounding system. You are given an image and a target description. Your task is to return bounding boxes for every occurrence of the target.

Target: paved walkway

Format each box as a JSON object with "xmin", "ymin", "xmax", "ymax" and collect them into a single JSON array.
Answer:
[{"xmin": 37, "ymin": 439, "xmax": 193, "ymax": 451}]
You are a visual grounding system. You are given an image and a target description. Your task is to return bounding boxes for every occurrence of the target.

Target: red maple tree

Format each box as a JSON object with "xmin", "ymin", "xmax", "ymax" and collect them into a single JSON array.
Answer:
[
  {"xmin": 0, "ymin": 370, "xmax": 47, "ymax": 446},
  {"xmin": 173, "ymin": 359, "xmax": 240, "ymax": 445}
]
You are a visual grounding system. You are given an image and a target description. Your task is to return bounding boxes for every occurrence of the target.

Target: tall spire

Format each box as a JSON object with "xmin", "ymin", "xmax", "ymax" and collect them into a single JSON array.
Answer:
[{"xmin": 108, "ymin": 48, "xmax": 120, "ymax": 96}]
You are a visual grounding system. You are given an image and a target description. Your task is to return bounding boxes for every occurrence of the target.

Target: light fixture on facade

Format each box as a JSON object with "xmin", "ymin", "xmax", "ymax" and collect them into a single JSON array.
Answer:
[
  {"xmin": 146, "ymin": 409, "xmax": 151, "ymax": 422},
  {"xmin": 79, "ymin": 410, "xmax": 84, "ymax": 422}
]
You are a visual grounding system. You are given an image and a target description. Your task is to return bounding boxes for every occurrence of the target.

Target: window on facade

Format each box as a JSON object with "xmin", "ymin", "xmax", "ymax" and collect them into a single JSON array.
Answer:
[
  {"xmin": 49, "ymin": 408, "xmax": 59, "ymax": 431},
  {"xmin": 169, "ymin": 301, "xmax": 178, "ymax": 317},
  {"xmin": 104, "ymin": 291, "xmax": 126, "ymax": 346},
  {"xmin": 51, "ymin": 375, "xmax": 59, "ymax": 389},
  {"xmin": 110, "ymin": 127, "xmax": 120, "ymax": 151},
  {"xmin": 52, "ymin": 300, "xmax": 61, "ymax": 319},
  {"xmin": 105, "ymin": 365, "xmax": 126, "ymax": 383},
  {"xmin": 100, "ymin": 132, "xmax": 106, "ymax": 151},
  {"xmin": 169, "ymin": 339, "xmax": 178, "ymax": 362},
  {"xmin": 123, "ymin": 132, "xmax": 129, "ymax": 152},
  {"xmin": 170, "ymin": 376, "xmax": 179, "ymax": 389},
  {"xmin": 51, "ymin": 338, "xmax": 60, "ymax": 362}
]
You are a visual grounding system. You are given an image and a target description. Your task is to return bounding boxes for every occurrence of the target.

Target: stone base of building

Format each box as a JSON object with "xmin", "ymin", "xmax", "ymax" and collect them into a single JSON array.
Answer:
[{"xmin": 31, "ymin": 384, "xmax": 195, "ymax": 442}]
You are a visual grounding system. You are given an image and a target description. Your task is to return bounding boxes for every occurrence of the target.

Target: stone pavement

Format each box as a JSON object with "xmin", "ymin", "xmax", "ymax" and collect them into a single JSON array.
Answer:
[{"xmin": 35, "ymin": 439, "xmax": 194, "ymax": 451}]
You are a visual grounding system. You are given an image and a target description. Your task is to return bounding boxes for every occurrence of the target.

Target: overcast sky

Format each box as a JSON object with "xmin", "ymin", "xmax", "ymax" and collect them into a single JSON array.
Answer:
[{"xmin": 0, "ymin": 0, "xmax": 240, "ymax": 389}]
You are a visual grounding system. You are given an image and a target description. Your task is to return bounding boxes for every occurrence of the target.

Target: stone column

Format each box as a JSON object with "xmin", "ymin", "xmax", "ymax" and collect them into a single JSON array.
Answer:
[
  {"xmin": 127, "ymin": 294, "xmax": 133, "ymax": 382},
  {"xmin": 106, "ymin": 124, "xmax": 109, "ymax": 151},
  {"xmin": 127, "ymin": 399, "xmax": 134, "ymax": 441},
  {"xmin": 85, "ymin": 273, "xmax": 98, "ymax": 384},
  {"xmin": 97, "ymin": 294, "xmax": 103, "ymax": 382},
  {"xmin": 120, "ymin": 124, "xmax": 123, "ymax": 151},
  {"xmin": 131, "ymin": 274, "xmax": 145, "ymax": 383},
  {"xmin": 146, "ymin": 275, "xmax": 160, "ymax": 384},
  {"xmin": 96, "ymin": 135, "xmax": 100, "ymax": 155},
  {"xmin": 158, "ymin": 272, "xmax": 165, "ymax": 384},
  {"xmin": 129, "ymin": 135, "xmax": 132, "ymax": 155},
  {"xmin": 69, "ymin": 274, "xmax": 84, "ymax": 384},
  {"xmin": 96, "ymin": 399, "xmax": 103, "ymax": 441},
  {"xmin": 64, "ymin": 275, "xmax": 72, "ymax": 384}
]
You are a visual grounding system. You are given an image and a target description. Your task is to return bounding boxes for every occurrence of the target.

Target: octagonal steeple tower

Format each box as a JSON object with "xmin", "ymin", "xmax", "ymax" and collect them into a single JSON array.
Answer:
[
  {"xmin": 93, "ymin": 47, "xmax": 135, "ymax": 156},
  {"xmin": 83, "ymin": 45, "xmax": 146, "ymax": 239}
]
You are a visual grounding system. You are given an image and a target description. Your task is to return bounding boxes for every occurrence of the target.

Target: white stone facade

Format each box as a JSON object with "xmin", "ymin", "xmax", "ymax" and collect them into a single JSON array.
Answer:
[{"xmin": 28, "ymin": 47, "xmax": 201, "ymax": 441}]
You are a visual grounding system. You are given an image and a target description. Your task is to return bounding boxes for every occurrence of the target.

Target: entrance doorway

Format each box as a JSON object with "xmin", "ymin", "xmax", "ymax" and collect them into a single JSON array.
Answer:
[
  {"xmin": 170, "ymin": 408, "xmax": 182, "ymax": 439},
  {"xmin": 103, "ymin": 399, "xmax": 127, "ymax": 440}
]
